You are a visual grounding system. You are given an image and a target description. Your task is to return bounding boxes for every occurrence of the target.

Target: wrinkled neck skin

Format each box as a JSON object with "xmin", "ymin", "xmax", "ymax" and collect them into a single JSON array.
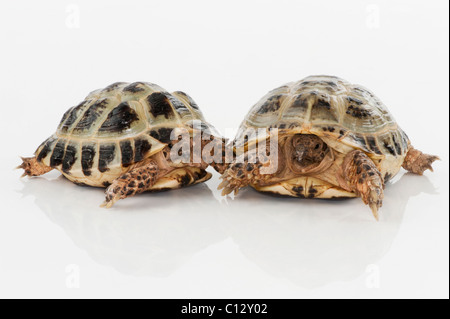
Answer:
[{"xmin": 264, "ymin": 134, "xmax": 346, "ymax": 187}]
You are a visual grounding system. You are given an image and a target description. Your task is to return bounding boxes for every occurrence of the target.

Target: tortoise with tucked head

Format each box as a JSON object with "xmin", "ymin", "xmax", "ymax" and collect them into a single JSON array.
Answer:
[
  {"xmin": 218, "ymin": 75, "xmax": 439, "ymax": 220},
  {"xmin": 18, "ymin": 82, "xmax": 225, "ymax": 207}
]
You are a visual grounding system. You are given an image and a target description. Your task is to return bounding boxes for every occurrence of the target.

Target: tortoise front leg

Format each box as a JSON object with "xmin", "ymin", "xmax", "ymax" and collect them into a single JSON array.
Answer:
[
  {"xmin": 218, "ymin": 156, "xmax": 276, "ymax": 196},
  {"xmin": 342, "ymin": 150, "xmax": 384, "ymax": 220},
  {"xmin": 101, "ymin": 159, "xmax": 160, "ymax": 208},
  {"xmin": 402, "ymin": 146, "xmax": 439, "ymax": 175},
  {"xmin": 218, "ymin": 162, "xmax": 258, "ymax": 196},
  {"xmin": 17, "ymin": 156, "xmax": 53, "ymax": 177}
]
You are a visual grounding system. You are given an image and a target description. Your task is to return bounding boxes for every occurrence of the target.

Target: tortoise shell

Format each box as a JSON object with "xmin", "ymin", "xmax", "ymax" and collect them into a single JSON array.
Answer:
[
  {"xmin": 34, "ymin": 82, "xmax": 219, "ymax": 187},
  {"xmin": 234, "ymin": 75, "xmax": 411, "ymax": 183}
]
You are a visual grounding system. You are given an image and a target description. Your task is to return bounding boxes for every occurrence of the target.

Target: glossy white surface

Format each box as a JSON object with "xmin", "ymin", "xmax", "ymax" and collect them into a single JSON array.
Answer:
[{"xmin": 0, "ymin": 0, "xmax": 448, "ymax": 298}]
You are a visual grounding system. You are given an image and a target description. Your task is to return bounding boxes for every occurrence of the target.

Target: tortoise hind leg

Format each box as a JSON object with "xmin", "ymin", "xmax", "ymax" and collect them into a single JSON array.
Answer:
[
  {"xmin": 402, "ymin": 146, "xmax": 440, "ymax": 175},
  {"xmin": 342, "ymin": 150, "xmax": 384, "ymax": 220},
  {"xmin": 17, "ymin": 156, "xmax": 53, "ymax": 177}
]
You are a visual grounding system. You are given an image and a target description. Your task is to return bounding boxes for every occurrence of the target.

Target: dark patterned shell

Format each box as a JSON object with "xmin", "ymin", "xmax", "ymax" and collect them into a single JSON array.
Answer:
[
  {"xmin": 34, "ymin": 82, "xmax": 219, "ymax": 186},
  {"xmin": 235, "ymin": 76, "xmax": 410, "ymax": 158}
]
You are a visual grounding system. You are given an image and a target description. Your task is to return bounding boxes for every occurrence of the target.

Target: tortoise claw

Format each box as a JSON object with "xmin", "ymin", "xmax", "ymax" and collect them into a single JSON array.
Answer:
[
  {"xmin": 217, "ymin": 179, "xmax": 229, "ymax": 190},
  {"xmin": 16, "ymin": 157, "xmax": 27, "ymax": 170},
  {"xmin": 402, "ymin": 148, "xmax": 440, "ymax": 175},
  {"xmin": 221, "ymin": 186, "xmax": 234, "ymax": 196},
  {"xmin": 369, "ymin": 202, "xmax": 380, "ymax": 221},
  {"xmin": 218, "ymin": 174, "xmax": 244, "ymax": 196},
  {"xmin": 102, "ymin": 185, "xmax": 120, "ymax": 208},
  {"xmin": 100, "ymin": 199, "xmax": 116, "ymax": 209},
  {"xmin": 16, "ymin": 156, "xmax": 53, "ymax": 177}
]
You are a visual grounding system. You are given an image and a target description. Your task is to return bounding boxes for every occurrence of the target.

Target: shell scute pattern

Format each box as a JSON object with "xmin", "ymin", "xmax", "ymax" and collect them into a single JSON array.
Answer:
[
  {"xmin": 58, "ymin": 99, "xmax": 94, "ymax": 133},
  {"xmin": 35, "ymin": 82, "xmax": 216, "ymax": 186},
  {"xmin": 98, "ymin": 143, "xmax": 117, "ymax": 173},
  {"xmin": 309, "ymin": 92, "xmax": 339, "ymax": 123},
  {"xmin": 237, "ymin": 76, "xmax": 409, "ymax": 157},
  {"xmin": 81, "ymin": 142, "xmax": 96, "ymax": 176},
  {"xmin": 97, "ymin": 101, "xmax": 140, "ymax": 135},
  {"xmin": 145, "ymin": 92, "xmax": 176, "ymax": 120},
  {"xmin": 148, "ymin": 127, "xmax": 173, "ymax": 144},
  {"xmin": 256, "ymin": 94, "xmax": 286, "ymax": 114},
  {"xmin": 73, "ymin": 97, "xmax": 110, "ymax": 133}
]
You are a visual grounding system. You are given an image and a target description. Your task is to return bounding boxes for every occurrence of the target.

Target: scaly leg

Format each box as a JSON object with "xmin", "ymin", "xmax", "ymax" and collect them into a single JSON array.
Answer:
[
  {"xmin": 101, "ymin": 159, "xmax": 159, "ymax": 208},
  {"xmin": 218, "ymin": 162, "xmax": 257, "ymax": 196},
  {"xmin": 218, "ymin": 155, "xmax": 276, "ymax": 196},
  {"xmin": 342, "ymin": 150, "xmax": 384, "ymax": 220},
  {"xmin": 17, "ymin": 156, "xmax": 53, "ymax": 177},
  {"xmin": 402, "ymin": 146, "xmax": 439, "ymax": 175}
]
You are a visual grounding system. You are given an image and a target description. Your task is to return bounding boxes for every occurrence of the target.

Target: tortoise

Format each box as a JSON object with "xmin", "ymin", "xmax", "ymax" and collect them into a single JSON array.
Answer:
[
  {"xmin": 18, "ymin": 81, "xmax": 226, "ymax": 207},
  {"xmin": 218, "ymin": 75, "xmax": 439, "ymax": 220}
]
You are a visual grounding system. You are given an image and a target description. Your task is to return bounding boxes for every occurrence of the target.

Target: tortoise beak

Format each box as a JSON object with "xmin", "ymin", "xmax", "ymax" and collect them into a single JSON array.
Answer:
[{"xmin": 295, "ymin": 148, "xmax": 305, "ymax": 162}]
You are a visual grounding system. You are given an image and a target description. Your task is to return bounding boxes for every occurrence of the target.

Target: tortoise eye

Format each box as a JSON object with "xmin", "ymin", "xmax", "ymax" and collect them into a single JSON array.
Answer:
[{"xmin": 315, "ymin": 144, "xmax": 320, "ymax": 149}]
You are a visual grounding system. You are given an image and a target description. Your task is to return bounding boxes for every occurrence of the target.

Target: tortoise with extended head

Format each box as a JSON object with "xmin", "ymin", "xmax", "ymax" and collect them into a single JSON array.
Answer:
[
  {"xmin": 218, "ymin": 75, "xmax": 439, "ymax": 220},
  {"xmin": 18, "ymin": 82, "xmax": 225, "ymax": 207}
]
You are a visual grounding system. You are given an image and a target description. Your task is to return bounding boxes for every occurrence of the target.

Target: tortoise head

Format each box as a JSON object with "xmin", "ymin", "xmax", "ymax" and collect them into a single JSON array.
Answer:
[{"xmin": 286, "ymin": 134, "xmax": 332, "ymax": 174}]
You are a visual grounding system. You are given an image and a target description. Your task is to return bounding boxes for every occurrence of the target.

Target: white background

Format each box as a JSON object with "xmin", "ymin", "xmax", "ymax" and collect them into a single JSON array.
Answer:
[{"xmin": 0, "ymin": 0, "xmax": 448, "ymax": 298}]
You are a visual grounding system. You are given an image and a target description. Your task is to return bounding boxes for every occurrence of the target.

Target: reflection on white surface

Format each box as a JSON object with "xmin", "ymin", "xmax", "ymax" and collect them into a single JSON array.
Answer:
[
  {"xmin": 224, "ymin": 172, "xmax": 438, "ymax": 288},
  {"xmin": 19, "ymin": 173, "xmax": 228, "ymax": 277},
  {"xmin": 19, "ymin": 170, "xmax": 438, "ymax": 287}
]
